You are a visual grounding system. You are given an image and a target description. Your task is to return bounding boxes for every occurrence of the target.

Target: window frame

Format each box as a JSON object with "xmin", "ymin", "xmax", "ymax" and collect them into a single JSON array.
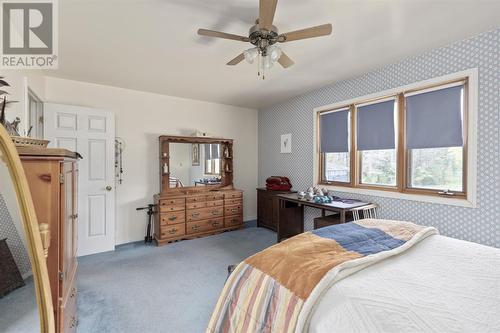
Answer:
[{"xmin": 316, "ymin": 74, "xmax": 471, "ymax": 202}]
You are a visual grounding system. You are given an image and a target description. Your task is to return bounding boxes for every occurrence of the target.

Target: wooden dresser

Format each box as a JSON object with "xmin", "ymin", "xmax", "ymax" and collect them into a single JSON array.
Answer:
[
  {"xmin": 154, "ymin": 189, "xmax": 243, "ymax": 245},
  {"xmin": 257, "ymin": 188, "xmax": 295, "ymax": 231},
  {"xmin": 154, "ymin": 135, "xmax": 245, "ymax": 246},
  {"xmin": 18, "ymin": 147, "xmax": 78, "ymax": 333}
]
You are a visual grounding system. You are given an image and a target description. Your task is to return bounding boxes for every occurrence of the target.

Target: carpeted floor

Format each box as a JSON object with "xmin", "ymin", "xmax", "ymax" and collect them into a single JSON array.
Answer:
[{"xmin": 77, "ymin": 227, "xmax": 276, "ymax": 333}]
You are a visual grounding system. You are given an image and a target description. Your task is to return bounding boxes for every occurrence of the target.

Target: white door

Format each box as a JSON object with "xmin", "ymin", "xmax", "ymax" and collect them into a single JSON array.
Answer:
[{"xmin": 44, "ymin": 103, "xmax": 115, "ymax": 256}]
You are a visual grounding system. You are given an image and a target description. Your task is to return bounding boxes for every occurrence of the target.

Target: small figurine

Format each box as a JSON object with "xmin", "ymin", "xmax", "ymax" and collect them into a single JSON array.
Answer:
[{"xmin": 297, "ymin": 191, "xmax": 305, "ymax": 200}]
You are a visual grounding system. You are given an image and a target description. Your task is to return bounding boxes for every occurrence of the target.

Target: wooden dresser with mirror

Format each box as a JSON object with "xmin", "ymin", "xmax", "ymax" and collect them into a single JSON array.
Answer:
[{"xmin": 154, "ymin": 135, "xmax": 244, "ymax": 246}]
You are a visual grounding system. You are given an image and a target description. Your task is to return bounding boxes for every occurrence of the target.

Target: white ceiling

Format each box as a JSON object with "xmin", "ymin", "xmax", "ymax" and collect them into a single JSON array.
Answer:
[{"xmin": 50, "ymin": 0, "xmax": 500, "ymax": 109}]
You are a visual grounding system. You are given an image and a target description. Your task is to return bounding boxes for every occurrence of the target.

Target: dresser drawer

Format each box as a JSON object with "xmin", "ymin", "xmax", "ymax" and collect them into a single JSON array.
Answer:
[
  {"xmin": 225, "ymin": 204, "xmax": 242, "ymax": 216},
  {"xmin": 186, "ymin": 195, "xmax": 206, "ymax": 203},
  {"xmin": 160, "ymin": 224, "xmax": 186, "ymax": 239},
  {"xmin": 159, "ymin": 204, "xmax": 185, "ymax": 213},
  {"xmin": 224, "ymin": 198, "xmax": 242, "ymax": 206},
  {"xmin": 225, "ymin": 191, "xmax": 243, "ymax": 199},
  {"xmin": 206, "ymin": 200, "xmax": 223, "ymax": 207},
  {"xmin": 187, "ymin": 206, "xmax": 224, "ymax": 221},
  {"xmin": 159, "ymin": 211, "xmax": 185, "ymax": 226},
  {"xmin": 159, "ymin": 198, "xmax": 185, "ymax": 206},
  {"xmin": 187, "ymin": 218, "xmax": 224, "ymax": 234},
  {"xmin": 225, "ymin": 216, "xmax": 243, "ymax": 228},
  {"xmin": 186, "ymin": 201, "xmax": 207, "ymax": 210},
  {"xmin": 206, "ymin": 193, "xmax": 224, "ymax": 201}
]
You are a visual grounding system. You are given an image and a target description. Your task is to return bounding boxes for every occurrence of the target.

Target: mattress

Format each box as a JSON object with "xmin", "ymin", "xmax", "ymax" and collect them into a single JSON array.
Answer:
[{"xmin": 309, "ymin": 234, "xmax": 500, "ymax": 333}]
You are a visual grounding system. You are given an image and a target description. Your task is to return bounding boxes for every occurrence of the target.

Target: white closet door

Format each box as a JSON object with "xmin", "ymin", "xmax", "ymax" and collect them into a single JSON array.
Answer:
[{"xmin": 44, "ymin": 103, "xmax": 116, "ymax": 256}]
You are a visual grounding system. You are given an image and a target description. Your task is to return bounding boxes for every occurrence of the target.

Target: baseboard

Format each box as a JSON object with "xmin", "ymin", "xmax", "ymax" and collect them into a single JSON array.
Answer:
[{"xmin": 244, "ymin": 219, "xmax": 257, "ymax": 228}]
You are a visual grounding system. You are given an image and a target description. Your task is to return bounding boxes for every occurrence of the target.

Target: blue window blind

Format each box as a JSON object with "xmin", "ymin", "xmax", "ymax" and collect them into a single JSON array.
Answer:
[
  {"xmin": 211, "ymin": 144, "xmax": 220, "ymax": 159},
  {"xmin": 357, "ymin": 100, "xmax": 396, "ymax": 151},
  {"xmin": 320, "ymin": 109, "xmax": 349, "ymax": 153},
  {"xmin": 204, "ymin": 144, "xmax": 212, "ymax": 159},
  {"xmin": 406, "ymin": 85, "xmax": 464, "ymax": 149}
]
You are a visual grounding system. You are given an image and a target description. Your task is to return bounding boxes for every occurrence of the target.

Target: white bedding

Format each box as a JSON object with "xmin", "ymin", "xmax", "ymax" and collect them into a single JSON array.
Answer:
[{"xmin": 309, "ymin": 235, "xmax": 500, "ymax": 333}]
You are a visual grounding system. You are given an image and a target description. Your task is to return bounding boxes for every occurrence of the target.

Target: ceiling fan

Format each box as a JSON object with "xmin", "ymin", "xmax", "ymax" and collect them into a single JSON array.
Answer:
[{"xmin": 197, "ymin": 0, "xmax": 332, "ymax": 79}]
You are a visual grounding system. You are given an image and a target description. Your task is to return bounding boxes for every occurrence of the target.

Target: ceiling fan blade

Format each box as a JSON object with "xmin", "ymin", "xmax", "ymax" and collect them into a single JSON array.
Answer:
[
  {"xmin": 279, "ymin": 24, "xmax": 332, "ymax": 42},
  {"xmin": 278, "ymin": 52, "xmax": 294, "ymax": 68},
  {"xmin": 227, "ymin": 53, "xmax": 245, "ymax": 66},
  {"xmin": 259, "ymin": 0, "xmax": 278, "ymax": 30},
  {"xmin": 198, "ymin": 29, "xmax": 249, "ymax": 42}
]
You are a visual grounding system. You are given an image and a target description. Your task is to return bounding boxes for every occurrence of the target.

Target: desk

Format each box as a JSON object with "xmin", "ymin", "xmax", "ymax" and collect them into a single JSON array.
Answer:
[{"xmin": 276, "ymin": 193, "xmax": 373, "ymax": 242}]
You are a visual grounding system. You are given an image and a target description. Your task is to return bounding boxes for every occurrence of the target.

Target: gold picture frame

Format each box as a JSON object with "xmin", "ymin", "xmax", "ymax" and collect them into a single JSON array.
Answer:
[{"xmin": 0, "ymin": 125, "xmax": 55, "ymax": 333}]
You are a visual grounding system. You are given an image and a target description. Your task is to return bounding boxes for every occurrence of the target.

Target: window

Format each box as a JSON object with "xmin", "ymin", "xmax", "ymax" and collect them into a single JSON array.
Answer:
[
  {"xmin": 317, "ymin": 76, "xmax": 469, "ymax": 199},
  {"xmin": 319, "ymin": 108, "xmax": 351, "ymax": 184},
  {"xmin": 204, "ymin": 144, "xmax": 221, "ymax": 175},
  {"xmin": 357, "ymin": 99, "xmax": 397, "ymax": 187}
]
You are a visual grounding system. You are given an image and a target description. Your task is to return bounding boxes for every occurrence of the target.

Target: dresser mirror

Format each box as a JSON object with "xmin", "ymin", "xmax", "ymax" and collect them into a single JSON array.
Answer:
[
  {"xmin": 0, "ymin": 126, "xmax": 54, "ymax": 333},
  {"xmin": 159, "ymin": 135, "xmax": 234, "ymax": 192}
]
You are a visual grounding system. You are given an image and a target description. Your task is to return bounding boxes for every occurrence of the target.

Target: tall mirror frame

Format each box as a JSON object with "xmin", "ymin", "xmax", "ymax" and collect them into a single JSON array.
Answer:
[
  {"xmin": 159, "ymin": 135, "xmax": 234, "ymax": 193},
  {"xmin": 0, "ymin": 125, "xmax": 55, "ymax": 332}
]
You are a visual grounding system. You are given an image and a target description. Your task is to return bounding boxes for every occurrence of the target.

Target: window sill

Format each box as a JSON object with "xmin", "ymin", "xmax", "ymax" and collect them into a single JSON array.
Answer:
[{"xmin": 321, "ymin": 184, "xmax": 476, "ymax": 208}]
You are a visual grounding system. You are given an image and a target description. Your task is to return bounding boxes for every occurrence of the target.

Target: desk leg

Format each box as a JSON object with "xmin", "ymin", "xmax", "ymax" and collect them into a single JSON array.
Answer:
[
  {"xmin": 277, "ymin": 199, "xmax": 304, "ymax": 242},
  {"xmin": 340, "ymin": 211, "xmax": 346, "ymax": 224}
]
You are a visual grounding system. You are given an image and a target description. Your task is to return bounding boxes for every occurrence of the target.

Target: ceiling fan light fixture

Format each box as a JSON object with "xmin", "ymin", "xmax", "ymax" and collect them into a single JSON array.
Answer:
[
  {"xmin": 268, "ymin": 45, "xmax": 282, "ymax": 63},
  {"xmin": 244, "ymin": 47, "xmax": 259, "ymax": 64}
]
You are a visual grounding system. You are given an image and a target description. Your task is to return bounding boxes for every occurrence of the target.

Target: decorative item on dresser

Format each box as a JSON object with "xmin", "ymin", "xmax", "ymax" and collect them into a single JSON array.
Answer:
[
  {"xmin": 154, "ymin": 135, "xmax": 243, "ymax": 246},
  {"xmin": 257, "ymin": 188, "xmax": 296, "ymax": 231},
  {"xmin": 17, "ymin": 146, "xmax": 79, "ymax": 333}
]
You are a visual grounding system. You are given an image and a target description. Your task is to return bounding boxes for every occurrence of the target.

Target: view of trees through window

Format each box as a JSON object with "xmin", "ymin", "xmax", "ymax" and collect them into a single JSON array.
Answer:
[
  {"xmin": 324, "ymin": 152, "xmax": 350, "ymax": 182},
  {"xmin": 410, "ymin": 147, "xmax": 463, "ymax": 191},
  {"xmin": 361, "ymin": 149, "xmax": 396, "ymax": 186}
]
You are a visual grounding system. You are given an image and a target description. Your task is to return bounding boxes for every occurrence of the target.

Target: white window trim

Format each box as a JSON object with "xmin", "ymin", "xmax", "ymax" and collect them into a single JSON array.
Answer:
[{"xmin": 313, "ymin": 68, "xmax": 478, "ymax": 208}]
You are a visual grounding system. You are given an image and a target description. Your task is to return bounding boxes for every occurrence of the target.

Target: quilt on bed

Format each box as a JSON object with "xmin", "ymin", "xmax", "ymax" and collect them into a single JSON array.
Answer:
[{"xmin": 206, "ymin": 219, "xmax": 438, "ymax": 333}]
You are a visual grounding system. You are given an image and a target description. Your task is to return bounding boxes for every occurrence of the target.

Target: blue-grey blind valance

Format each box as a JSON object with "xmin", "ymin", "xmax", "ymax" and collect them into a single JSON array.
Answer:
[
  {"xmin": 406, "ymin": 85, "xmax": 464, "ymax": 149},
  {"xmin": 320, "ymin": 109, "xmax": 349, "ymax": 153},
  {"xmin": 211, "ymin": 144, "xmax": 220, "ymax": 159},
  {"xmin": 204, "ymin": 144, "xmax": 212, "ymax": 159},
  {"xmin": 357, "ymin": 100, "xmax": 395, "ymax": 151}
]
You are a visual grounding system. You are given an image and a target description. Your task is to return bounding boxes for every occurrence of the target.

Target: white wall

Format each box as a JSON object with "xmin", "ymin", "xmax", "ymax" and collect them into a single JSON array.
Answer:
[{"xmin": 43, "ymin": 77, "xmax": 258, "ymax": 245}]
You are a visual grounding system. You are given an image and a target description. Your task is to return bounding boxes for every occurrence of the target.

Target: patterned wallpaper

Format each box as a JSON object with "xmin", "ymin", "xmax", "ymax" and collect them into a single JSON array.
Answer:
[
  {"xmin": 259, "ymin": 28, "xmax": 500, "ymax": 248},
  {"xmin": 0, "ymin": 193, "xmax": 31, "ymax": 276}
]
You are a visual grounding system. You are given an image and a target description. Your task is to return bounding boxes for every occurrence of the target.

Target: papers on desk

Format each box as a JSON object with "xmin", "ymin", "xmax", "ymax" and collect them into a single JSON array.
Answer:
[{"xmin": 323, "ymin": 201, "xmax": 369, "ymax": 209}]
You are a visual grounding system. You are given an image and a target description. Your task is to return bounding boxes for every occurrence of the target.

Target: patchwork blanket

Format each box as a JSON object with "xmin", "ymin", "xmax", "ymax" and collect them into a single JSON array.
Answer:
[{"xmin": 207, "ymin": 219, "xmax": 438, "ymax": 333}]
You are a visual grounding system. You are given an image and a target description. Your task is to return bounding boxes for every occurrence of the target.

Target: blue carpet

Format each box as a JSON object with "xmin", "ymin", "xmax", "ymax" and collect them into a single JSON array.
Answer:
[{"xmin": 77, "ymin": 227, "xmax": 276, "ymax": 333}]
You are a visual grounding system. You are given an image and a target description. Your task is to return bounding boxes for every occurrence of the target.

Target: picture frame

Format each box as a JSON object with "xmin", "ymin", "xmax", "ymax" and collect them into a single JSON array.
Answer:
[
  {"xmin": 192, "ymin": 143, "xmax": 200, "ymax": 166},
  {"xmin": 281, "ymin": 133, "xmax": 292, "ymax": 154}
]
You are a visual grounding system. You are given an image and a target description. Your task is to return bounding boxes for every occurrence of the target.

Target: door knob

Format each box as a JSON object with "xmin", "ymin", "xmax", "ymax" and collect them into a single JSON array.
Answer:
[{"xmin": 106, "ymin": 185, "xmax": 113, "ymax": 191}]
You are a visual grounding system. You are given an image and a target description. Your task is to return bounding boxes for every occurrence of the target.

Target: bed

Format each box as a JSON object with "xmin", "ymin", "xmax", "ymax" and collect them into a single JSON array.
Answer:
[{"xmin": 207, "ymin": 219, "xmax": 500, "ymax": 333}]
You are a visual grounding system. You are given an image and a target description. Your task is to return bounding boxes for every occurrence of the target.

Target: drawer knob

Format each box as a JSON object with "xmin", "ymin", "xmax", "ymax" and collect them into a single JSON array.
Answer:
[
  {"xmin": 231, "ymin": 208, "xmax": 238, "ymax": 213},
  {"xmin": 192, "ymin": 212, "xmax": 200, "ymax": 217},
  {"xmin": 168, "ymin": 216, "xmax": 177, "ymax": 221},
  {"xmin": 192, "ymin": 225, "xmax": 200, "ymax": 231},
  {"xmin": 168, "ymin": 228, "xmax": 178, "ymax": 234},
  {"xmin": 212, "ymin": 222, "xmax": 220, "ymax": 227},
  {"xmin": 211, "ymin": 210, "xmax": 219, "ymax": 215}
]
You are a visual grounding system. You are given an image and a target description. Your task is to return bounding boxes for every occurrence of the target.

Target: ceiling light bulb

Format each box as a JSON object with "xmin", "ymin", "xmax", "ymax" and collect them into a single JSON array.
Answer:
[
  {"xmin": 268, "ymin": 46, "xmax": 282, "ymax": 63},
  {"xmin": 263, "ymin": 55, "xmax": 274, "ymax": 69},
  {"xmin": 244, "ymin": 47, "xmax": 258, "ymax": 64}
]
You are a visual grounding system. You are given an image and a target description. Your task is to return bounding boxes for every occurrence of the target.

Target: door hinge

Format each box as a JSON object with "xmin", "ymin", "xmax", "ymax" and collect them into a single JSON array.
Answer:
[
  {"xmin": 59, "ymin": 271, "xmax": 65, "ymax": 281},
  {"xmin": 59, "ymin": 173, "xmax": 64, "ymax": 184}
]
